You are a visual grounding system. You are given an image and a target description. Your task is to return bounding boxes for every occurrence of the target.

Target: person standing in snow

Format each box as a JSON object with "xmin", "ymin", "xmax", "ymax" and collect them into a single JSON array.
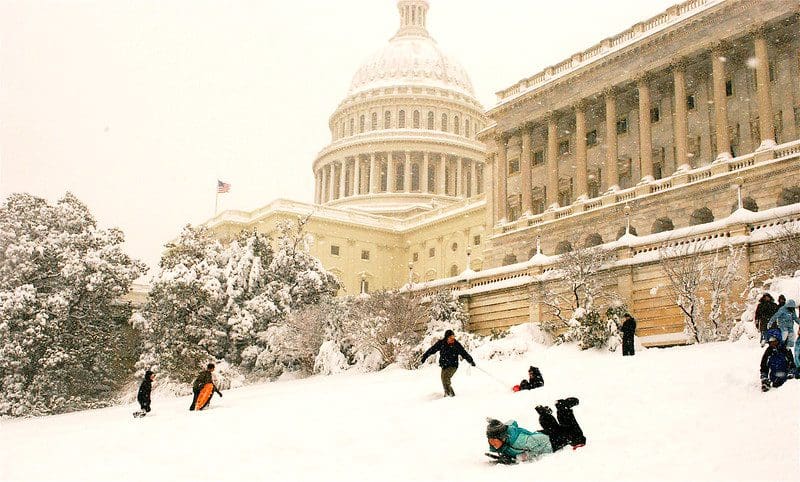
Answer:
[
  {"xmin": 620, "ymin": 313, "xmax": 637, "ymax": 356},
  {"xmin": 485, "ymin": 397, "xmax": 586, "ymax": 464},
  {"xmin": 518, "ymin": 366, "xmax": 544, "ymax": 391},
  {"xmin": 768, "ymin": 299, "xmax": 798, "ymax": 350},
  {"xmin": 189, "ymin": 363, "xmax": 222, "ymax": 410},
  {"xmin": 760, "ymin": 334, "xmax": 795, "ymax": 391},
  {"xmin": 133, "ymin": 370, "xmax": 155, "ymax": 418},
  {"xmin": 755, "ymin": 293, "xmax": 779, "ymax": 345},
  {"xmin": 420, "ymin": 329, "xmax": 475, "ymax": 397}
]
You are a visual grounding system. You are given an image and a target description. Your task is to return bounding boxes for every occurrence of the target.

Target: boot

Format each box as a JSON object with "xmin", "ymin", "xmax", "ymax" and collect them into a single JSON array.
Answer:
[
  {"xmin": 556, "ymin": 397, "xmax": 579, "ymax": 410},
  {"xmin": 535, "ymin": 405, "xmax": 552, "ymax": 416}
]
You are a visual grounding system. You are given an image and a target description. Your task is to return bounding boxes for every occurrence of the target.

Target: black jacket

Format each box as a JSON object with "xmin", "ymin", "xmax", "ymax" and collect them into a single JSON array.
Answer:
[
  {"xmin": 137, "ymin": 372, "xmax": 153, "ymax": 405},
  {"xmin": 760, "ymin": 344, "xmax": 795, "ymax": 378},
  {"xmin": 755, "ymin": 299, "xmax": 779, "ymax": 331},
  {"xmin": 421, "ymin": 339, "xmax": 474, "ymax": 368},
  {"xmin": 621, "ymin": 317, "xmax": 637, "ymax": 338}
]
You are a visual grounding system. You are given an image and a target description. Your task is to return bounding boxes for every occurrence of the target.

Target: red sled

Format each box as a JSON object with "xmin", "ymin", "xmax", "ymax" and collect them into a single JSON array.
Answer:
[
  {"xmin": 512, "ymin": 385, "xmax": 521, "ymax": 392},
  {"xmin": 193, "ymin": 383, "xmax": 214, "ymax": 411}
]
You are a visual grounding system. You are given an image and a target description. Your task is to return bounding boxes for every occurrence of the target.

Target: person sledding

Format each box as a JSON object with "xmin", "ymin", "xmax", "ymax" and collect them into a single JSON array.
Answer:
[
  {"xmin": 133, "ymin": 370, "xmax": 155, "ymax": 418},
  {"xmin": 420, "ymin": 329, "xmax": 475, "ymax": 397},
  {"xmin": 485, "ymin": 397, "xmax": 586, "ymax": 464},
  {"xmin": 514, "ymin": 366, "xmax": 544, "ymax": 392},
  {"xmin": 189, "ymin": 363, "xmax": 223, "ymax": 411},
  {"xmin": 760, "ymin": 333, "xmax": 795, "ymax": 392}
]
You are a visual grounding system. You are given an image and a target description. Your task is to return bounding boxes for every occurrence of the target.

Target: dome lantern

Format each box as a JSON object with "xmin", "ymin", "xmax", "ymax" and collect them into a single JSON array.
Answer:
[{"xmin": 395, "ymin": 0, "xmax": 430, "ymax": 38}]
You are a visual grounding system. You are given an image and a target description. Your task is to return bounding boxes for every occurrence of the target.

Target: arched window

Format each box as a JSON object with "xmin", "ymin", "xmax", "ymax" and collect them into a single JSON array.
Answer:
[
  {"xmin": 652, "ymin": 217, "xmax": 674, "ymax": 234},
  {"xmin": 502, "ymin": 254, "xmax": 518, "ymax": 266},
  {"xmin": 453, "ymin": 115, "xmax": 460, "ymax": 135},
  {"xmin": 441, "ymin": 114, "xmax": 448, "ymax": 132},
  {"xmin": 371, "ymin": 112, "xmax": 378, "ymax": 130},
  {"xmin": 359, "ymin": 115, "xmax": 365, "ymax": 133},
  {"xmin": 616, "ymin": 225, "xmax": 638, "ymax": 239},
  {"xmin": 449, "ymin": 264, "xmax": 459, "ymax": 277},
  {"xmin": 777, "ymin": 187, "xmax": 800, "ymax": 207},
  {"xmin": 384, "ymin": 111, "xmax": 391, "ymax": 129},
  {"xmin": 555, "ymin": 241, "xmax": 573, "ymax": 254},
  {"xmin": 689, "ymin": 207, "xmax": 714, "ymax": 226},
  {"xmin": 465, "ymin": 118, "xmax": 471, "ymax": 137},
  {"xmin": 413, "ymin": 110, "xmax": 420, "ymax": 128},
  {"xmin": 427, "ymin": 111, "xmax": 435, "ymax": 130},
  {"xmin": 398, "ymin": 110, "xmax": 406, "ymax": 128},
  {"xmin": 584, "ymin": 233, "xmax": 603, "ymax": 247}
]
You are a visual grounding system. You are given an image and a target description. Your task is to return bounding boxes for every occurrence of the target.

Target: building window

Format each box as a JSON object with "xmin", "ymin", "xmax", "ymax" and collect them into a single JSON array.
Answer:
[
  {"xmin": 508, "ymin": 158, "xmax": 520, "ymax": 174},
  {"xmin": 558, "ymin": 139, "xmax": 570, "ymax": 155},
  {"xmin": 769, "ymin": 63, "xmax": 775, "ymax": 82},
  {"xmin": 330, "ymin": 245, "xmax": 340, "ymax": 256},
  {"xmin": 349, "ymin": 118, "xmax": 354, "ymax": 136},
  {"xmin": 454, "ymin": 115, "xmax": 460, "ymax": 134},
  {"xmin": 473, "ymin": 235, "xmax": 481, "ymax": 246},
  {"xmin": 384, "ymin": 111, "xmax": 391, "ymax": 129},
  {"xmin": 441, "ymin": 114, "xmax": 448, "ymax": 132},
  {"xmin": 427, "ymin": 111, "xmax": 434, "ymax": 130},
  {"xmin": 413, "ymin": 110, "xmax": 420, "ymax": 128},
  {"xmin": 371, "ymin": 112, "xmax": 378, "ymax": 130},
  {"xmin": 361, "ymin": 250, "xmax": 370, "ymax": 260},
  {"xmin": 398, "ymin": 110, "xmax": 406, "ymax": 128},
  {"xmin": 616, "ymin": 117, "xmax": 628, "ymax": 134},
  {"xmin": 413, "ymin": 252, "xmax": 419, "ymax": 262},
  {"xmin": 451, "ymin": 242, "xmax": 458, "ymax": 252},
  {"xmin": 359, "ymin": 115, "xmax": 365, "ymax": 133},
  {"xmin": 650, "ymin": 106, "xmax": 660, "ymax": 123},
  {"xmin": 429, "ymin": 247, "xmax": 436, "ymax": 258},
  {"xmin": 449, "ymin": 265, "xmax": 458, "ymax": 277},
  {"xmin": 725, "ymin": 79, "xmax": 733, "ymax": 97},
  {"xmin": 465, "ymin": 119, "xmax": 471, "ymax": 137},
  {"xmin": 533, "ymin": 150, "xmax": 544, "ymax": 166},
  {"xmin": 686, "ymin": 95, "xmax": 695, "ymax": 110},
  {"xmin": 586, "ymin": 130, "xmax": 597, "ymax": 147}
]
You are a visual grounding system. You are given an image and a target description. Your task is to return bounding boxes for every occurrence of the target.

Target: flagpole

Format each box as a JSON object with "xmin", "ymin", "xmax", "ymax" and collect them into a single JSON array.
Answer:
[{"xmin": 214, "ymin": 185, "xmax": 219, "ymax": 216}]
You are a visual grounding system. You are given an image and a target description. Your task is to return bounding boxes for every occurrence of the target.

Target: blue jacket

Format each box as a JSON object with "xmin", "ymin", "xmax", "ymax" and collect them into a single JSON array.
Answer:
[
  {"xmin": 769, "ymin": 305, "xmax": 798, "ymax": 333},
  {"xmin": 488, "ymin": 420, "xmax": 553, "ymax": 462},
  {"xmin": 760, "ymin": 344, "xmax": 795, "ymax": 379}
]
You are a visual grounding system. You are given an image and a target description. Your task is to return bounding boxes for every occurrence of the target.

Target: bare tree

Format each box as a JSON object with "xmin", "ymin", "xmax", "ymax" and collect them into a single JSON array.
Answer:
[
  {"xmin": 767, "ymin": 223, "xmax": 800, "ymax": 277},
  {"xmin": 660, "ymin": 242, "xmax": 744, "ymax": 343}
]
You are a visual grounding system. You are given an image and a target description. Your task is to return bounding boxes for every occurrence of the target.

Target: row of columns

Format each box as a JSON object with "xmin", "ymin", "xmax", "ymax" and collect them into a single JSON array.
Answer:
[
  {"xmin": 315, "ymin": 153, "xmax": 483, "ymax": 204},
  {"xmin": 494, "ymin": 30, "xmax": 776, "ymax": 222}
]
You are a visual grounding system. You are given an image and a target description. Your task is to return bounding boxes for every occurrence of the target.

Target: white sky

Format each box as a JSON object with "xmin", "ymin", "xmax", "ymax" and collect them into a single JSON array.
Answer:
[{"xmin": 1, "ymin": 0, "xmax": 677, "ymax": 271}]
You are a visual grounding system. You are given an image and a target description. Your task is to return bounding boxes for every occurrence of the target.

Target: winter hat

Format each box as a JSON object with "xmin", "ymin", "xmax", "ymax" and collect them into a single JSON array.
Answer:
[
  {"xmin": 786, "ymin": 299, "xmax": 797, "ymax": 309},
  {"xmin": 144, "ymin": 370, "xmax": 153, "ymax": 380},
  {"xmin": 486, "ymin": 419, "xmax": 508, "ymax": 440},
  {"xmin": 444, "ymin": 329, "xmax": 455, "ymax": 339}
]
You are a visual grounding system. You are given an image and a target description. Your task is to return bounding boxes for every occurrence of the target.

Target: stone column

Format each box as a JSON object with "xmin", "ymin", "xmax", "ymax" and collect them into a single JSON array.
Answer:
[
  {"xmin": 497, "ymin": 136, "xmax": 508, "ymax": 221},
  {"xmin": 369, "ymin": 153, "xmax": 378, "ymax": 194},
  {"xmin": 754, "ymin": 29, "xmax": 775, "ymax": 150},
  {"xmin": 711, "ymin": 44, "xmax": 731, "ymax": 160},
  {"xmin": 546, "ymin": 115, "xmax": 559, "ymax": 209},
  {"xmin": 438, "ymin": 155, "xmax": 447, "ymax": 195},
  {"xmin": 673, "ymin": 63, "xmax": 690, "ymax": 170},
  {"xmin": 520, "ymin": 124, "xmax": 533, "ymax": 214},
  {"xmin": 404, "ymin": 151, "xmax": 412, "ymax": 192},
  {"xmin": 353, "ymin": 156, "xmax": 361, "ymax": 196},
  {"xmin": 422, "ymin": 152, "xmax": 430, "ymax": 193},
  {"xmin": 339, "ymin": 160, "xmax": 347, "ymax": 199},
  {"xmin": 637, "ymin": 76, "xmax": 654, "ymax": 181},
  {"xmin": 470, "ymin": 160, "xmax": 477, "ymax": 198},
  {"xmin": 575, "ymin": 102, "xmax": 588, "ymax": 200},
  {"xmin": 387, "ymin": 152, "xmax": 395, "ymax": 193},
  {"xmin": 327, "ymin": 164, "xmax": 335, "ymax": 202},
  {"xmin": 456, "ymin": 158, "xmax": 463, "ymax": 197},
  {"xmin": 604, "ymin": 89, "xmax": 619, "ymax": 191}
]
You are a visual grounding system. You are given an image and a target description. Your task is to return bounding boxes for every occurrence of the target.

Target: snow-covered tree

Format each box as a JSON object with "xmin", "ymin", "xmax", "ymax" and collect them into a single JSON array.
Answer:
[
  {"xmin": 415, "ymin": 291, "xmax": 479, "ymax": 365},
  {"xmin": 767, "ymin": 224, "xmax": 800, "ymax": 277},
  {"xmin": 0, "ymin": 193, "xmax": 146, "ymax": 416}
]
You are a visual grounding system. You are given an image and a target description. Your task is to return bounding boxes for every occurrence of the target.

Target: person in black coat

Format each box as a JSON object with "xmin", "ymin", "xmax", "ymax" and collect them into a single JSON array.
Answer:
[
  {"xmin": 755, "ymin": 293, "xmax": 779, "ymax": 345},
  {"xmin": 133, "ymin": 370, "xmax": 155, "ymax": 418},
  {"xmin": 519, "ymin": 366, "xmax": 544, "ymax": 390},
  {"xmin": 620, "ymin": 313, "xmax": 637, "ymax": 356},
  {"xmin": 420, "ymin": 329, "xmax": 475, "ymax": 397},
  {"xmin": 760, "ymin": 335, "xmax": 796, "ymax": 391}
]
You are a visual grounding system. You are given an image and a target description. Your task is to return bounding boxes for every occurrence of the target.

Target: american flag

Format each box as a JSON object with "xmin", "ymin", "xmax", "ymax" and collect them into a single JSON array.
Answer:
[{"xmin": 217, "ymin": 180, "xmax": 231, "ymax": 193}]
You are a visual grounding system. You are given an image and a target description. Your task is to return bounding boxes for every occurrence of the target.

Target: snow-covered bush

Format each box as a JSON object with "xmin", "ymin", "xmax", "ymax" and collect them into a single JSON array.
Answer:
[
  {"xmin": 546, "ymin": 305, "xmax": 624, "ymax": 351},
  {"xmin": 0, "ymin": 193, "xmax": 146, "ymax": 416}
]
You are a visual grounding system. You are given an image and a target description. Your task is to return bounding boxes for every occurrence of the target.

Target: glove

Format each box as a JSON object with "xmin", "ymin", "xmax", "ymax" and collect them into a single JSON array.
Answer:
[{"xmin": 470, "ymin": 362, "xmax": 476, "ymax": 367}]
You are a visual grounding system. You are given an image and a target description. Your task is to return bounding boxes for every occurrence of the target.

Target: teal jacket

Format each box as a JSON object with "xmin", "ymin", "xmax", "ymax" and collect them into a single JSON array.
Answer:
[{"xmin": 488, "ymin": 420, "xmax": 553, "ymax": 462}]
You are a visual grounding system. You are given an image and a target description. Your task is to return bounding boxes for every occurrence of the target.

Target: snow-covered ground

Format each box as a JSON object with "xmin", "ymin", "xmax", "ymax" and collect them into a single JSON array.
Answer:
[{"xmin": 2, "ymin": 338, "xmax": 797, "ymax": 482}]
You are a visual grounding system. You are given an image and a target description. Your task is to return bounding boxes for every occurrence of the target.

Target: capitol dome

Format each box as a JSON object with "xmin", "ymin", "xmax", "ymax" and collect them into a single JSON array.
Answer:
[
  {"xmin": 347, "ymin": 34, "xmax": 475, "ymax": 98},
  {"xmin": 312, "ymin": 0, "xmax": 488, "ymax": 218}
]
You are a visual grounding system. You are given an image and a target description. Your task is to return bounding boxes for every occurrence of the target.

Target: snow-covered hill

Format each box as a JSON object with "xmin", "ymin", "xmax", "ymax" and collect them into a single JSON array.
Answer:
[{"xmin": 1, "ymin": 339, "xmax": 797, "ymax": 482}]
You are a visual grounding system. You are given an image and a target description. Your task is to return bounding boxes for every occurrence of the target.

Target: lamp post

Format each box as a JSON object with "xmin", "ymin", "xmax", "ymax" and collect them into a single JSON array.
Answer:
[
  {"xmin": 535, "ymin": 234, "xmax": 542, "ymax": 256},
  {"xmin": 732, "ymin": 176, "xmax": 744, "ymax": 210},
  {"xmin": 624, "ymin": 203, "xmax": 632, "ymax": 235},
  {"xmin": 360, "ymin": 273, "xmax": 367, "ymax": 294},
  {"xmin": 466, "ymin": 245, "xmax": 472, "ymax": 271},
  {"xmin": 407, "ymin": 262, "xmax": 414, "ymax": 287}
]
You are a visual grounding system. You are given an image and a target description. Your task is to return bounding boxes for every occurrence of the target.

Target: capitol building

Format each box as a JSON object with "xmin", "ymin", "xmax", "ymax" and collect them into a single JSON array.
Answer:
[{"xmin": 210, "ymin": 0, "xmax": 800, "ymax": 344}]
